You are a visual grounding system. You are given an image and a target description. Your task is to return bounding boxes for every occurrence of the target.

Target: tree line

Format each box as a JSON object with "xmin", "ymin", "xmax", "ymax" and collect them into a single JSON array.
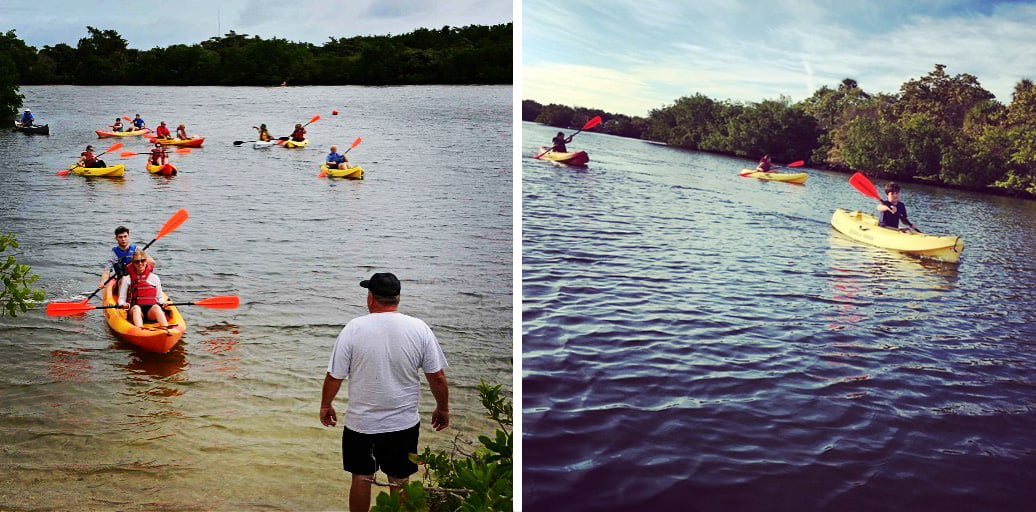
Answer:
[
  {"xmin": 523, "ymin": 64, "xmax": 1036, "ymax": 198},
  {"xmin": 0, "ymin": 24, "xmax": 511, "ymax": 117}
]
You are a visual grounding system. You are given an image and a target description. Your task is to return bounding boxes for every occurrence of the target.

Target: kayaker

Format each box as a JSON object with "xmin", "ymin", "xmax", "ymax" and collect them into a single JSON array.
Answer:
[
  {"xmin": 98, "ymin": 226, "xmax": 155, "ymax": 292},
  {"xmin": 111, "ymin": 118, "xmax": 124, "ymax": 132},
  {"xmin": 551, "ymin": 131, "xmax": 573, "ymax": 153},
  {"xmin": 117, "ymin": 250, "xmax": 171, "ymax": 329},
  {"xmin": 155, "ymin": 121, "xmax": 172, "ymax": 139},
  {"xmin": 175, "ymin": 124, "xmax": 188, "ymax": 140},
  {"xmin": 77, "ymin": 145, "xmax": 107, "ymax": 168},
  {"xmin": 756, "ymin": 154, "xmax": 774, "ymax": 172},
  {"xmin": 18, "ymin": 109, "xmax": 34, "ymax": 126},
  {"xmin": 131, "ymin": 114, "xmax": 146, "ymax": 130},
  {"xmin": 320, "ymin": 272, "xmax": 450, "ymax": 512},
  {"xmin": 254, "ymin": 124, "xmax": 273, "ymax": 142},
  {"xmin": 149, "ymin": 143, "xmax": 169, "ymax": 166},
  {"xmin": 290, "ymin": 123, "xmax": 306, "ymax": 142},
  {"xmin": 326, "ymin": 145, "xmax": 350, "ymax": 169},
  {"xmin": 877, "ymin": 182, "xmax": 919, "ymax": 233}
]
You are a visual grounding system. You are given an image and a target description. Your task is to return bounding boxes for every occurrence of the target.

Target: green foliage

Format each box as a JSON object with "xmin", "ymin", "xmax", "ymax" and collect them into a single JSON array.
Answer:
[
  {"xmin": 371, "ymin": 380, "xmax": 513, "ymax": 512},
  {"xmin": 1, "ymin": 234, "xmax": 45, "ymax": 317},
  {"xmin": 0, "ymin": 29, "xmax": 33, "ymax": 118}
]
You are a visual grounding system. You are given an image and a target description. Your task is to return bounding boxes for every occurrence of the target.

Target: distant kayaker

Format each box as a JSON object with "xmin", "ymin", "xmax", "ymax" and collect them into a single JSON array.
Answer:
[
  {"xmin": 877, "ymin": 182, "xmax": 919, "ymax": 233},
  {"xmin": 97, "ymin": 226, "xmax": 155, "ymax": 292},
  {"xmin": 175, "ymin": 124, "xmax": 188, "ymax": 140},
  {"xmin": 18, "ymin": 109, "xmax": 34, "ymax": 126},
  {"xmin": 325, "ymin": 145, "xmax": 350, "ymax": 169},
  {"xmin": 149, "ymin": 143, "xmax": 169, "ymax": 166},
  {"xmin": 118, "ymin": 250, "xmax": 171, "ymax": 329},
  {"xmin": 131, "ymin": 114, "xmax": 146, "ymax": 130},
  {"xmin": 155, "ymin": 121, "xmax": 172, "ymax": 139},
  {"xmin": 756, "ymin": 155, "xmax": 774, "ymax": 172},
  {"xmin": 320, "ymin": 272, "xmax": 450, "ymax": 512},
  {"xmin": 111, "ymin": 118, "xmax": 125, "ymax": 132},
  {"xmin": 551, "ymin": 131, "xmax": 574, "ymax": 153},
  {"xmin": 290, "ymin": 123, "xmax": 306, "ymax": 142},
  {"xmin": 77, "ymin": 145, "xmax": 107, "ymax": 168},
  {"xmin": 254, "ymin": 124, "xmax": 273, "ymax": 142}
]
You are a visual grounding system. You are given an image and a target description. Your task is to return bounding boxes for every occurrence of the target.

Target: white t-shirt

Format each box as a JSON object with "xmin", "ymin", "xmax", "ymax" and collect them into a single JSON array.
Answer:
[{"xmin": 327, "ymin": 312, "xmax": 448, "ymax": 434}]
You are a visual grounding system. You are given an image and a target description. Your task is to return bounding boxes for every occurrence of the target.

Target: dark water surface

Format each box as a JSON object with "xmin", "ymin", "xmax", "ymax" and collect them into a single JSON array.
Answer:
[
  {"xmin": 522, "ymin": 121, "xmax": 1036, "ymax": 510},
  {"xmin": 0, "ymin": 85, "xmax": 511, "ymax": 510}
]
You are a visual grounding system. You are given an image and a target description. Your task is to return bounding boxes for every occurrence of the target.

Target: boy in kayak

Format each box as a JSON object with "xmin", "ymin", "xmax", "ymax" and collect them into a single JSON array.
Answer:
[
  {"xmin": 149, "ymin": 143, "xmax": 169, "ymax": 166},
  {"xmin": 111, "ymin": 118, "xmax": 125, "ymax": 132},
  {"xmin": 77, "ymin": 145, "xmax": 107, "ymax": 168},
  {"xmin": 131, "ymin": 114, "xmax": 146, "ymax": 130},
  {"xmin": 118, "ymin": 250, "xmax": 171, "ymax": 329},
  {"xmin": 175, "ymin": 124, "xmax": 188, "ymax": 140},
  {"xmin": 254, "ymin": 124, "xmax": 273, "ymax": 142},
  {"xmin": 17, "ymin": 109, "xmax": 34, "ymax": 126},
  {"xmin": 98, "ymin": 226, "xmax": 155, "ymax": 292},
  {"xmin": 290, "ymin": 123, "xmax": 306, "ymax": 142},
  {"xmin": 756, "ymin": 155, "xmax": 774, "ymax": 172},
  {"xmin": 551, "ymin": 131, "xmax": 573, "ymax": 153},
  {"xmin": 155, "ymin": 121, "xmax": 172, "ymax": 139},
  {"xmin": 326, "ymin": 145, "xmax": 351, "ymax": 169},
  {"xmin": 877, "ymin": 182, "xmax": 919, "ymax": 233}
]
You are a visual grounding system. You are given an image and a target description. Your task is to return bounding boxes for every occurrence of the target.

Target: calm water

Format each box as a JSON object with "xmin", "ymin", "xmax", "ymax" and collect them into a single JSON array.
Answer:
[
  {"xmin": 0, "ymin": 85, "xmax": 511, "ymax": 510},
  {"xmin": 522, "ymin": 121, "xmax": 1036, "ymax": 510}
]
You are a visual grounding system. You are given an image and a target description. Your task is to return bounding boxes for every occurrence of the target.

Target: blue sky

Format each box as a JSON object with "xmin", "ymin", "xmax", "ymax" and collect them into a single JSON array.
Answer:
[
  {"xmin": 0, "ymin": 0, "xmax": 513, "ymax": 49},
  {"xmin": 522, "ymin": 0, "xmax": 1036, "ymax": 116}
]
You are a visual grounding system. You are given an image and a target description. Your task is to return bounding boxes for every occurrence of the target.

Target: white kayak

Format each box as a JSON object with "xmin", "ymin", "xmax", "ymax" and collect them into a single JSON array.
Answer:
[{"xmin": 253, "ymin": 140, "xmax": 276, "ymax": 149}]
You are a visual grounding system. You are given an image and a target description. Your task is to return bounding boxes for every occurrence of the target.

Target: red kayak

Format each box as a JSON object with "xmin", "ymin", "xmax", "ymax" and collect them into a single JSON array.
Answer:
[
  {"xmin": 537, "ymin": 147, "xmax": 590, "ymax": 166},
  {"xmin": 147, "ymin": 163, "xmax": 178, "ymax": 176},
  {"xmin": 148, "ymin": 137, "xmax": 205, "ymax": 148}
]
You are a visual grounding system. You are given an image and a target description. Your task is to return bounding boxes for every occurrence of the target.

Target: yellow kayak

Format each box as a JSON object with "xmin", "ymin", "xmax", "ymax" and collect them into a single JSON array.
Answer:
[
  {"xmin": 830, "ymin": 208, "xmax": 964, "ymax": 263},
  {"xmin": 102, "ymin": 282, "xmax": 185, "ymax": 353},
  {"xmin": 740, "ymin": 169, "xmax": 808, "ymax": 184},
  {"xmin": 320, "ymin": 164, "xmax": 364, "ymax": 179},
  {"xmin": 96, "ymin": 128, "xmax": 151, "ymax": 138},
  {"xmin": 283, "ymin": 139, "xmax": 309, "ymax": 148},
  {"xmin": 70, "ymin": 164, "xmax": 125, "ymax": 177}
]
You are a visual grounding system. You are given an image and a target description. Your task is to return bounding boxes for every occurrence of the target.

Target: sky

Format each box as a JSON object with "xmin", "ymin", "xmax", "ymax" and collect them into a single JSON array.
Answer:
[
  {"xmin": 522, "ymin": 0, "xmax": 1036, "ymax": 117},
  {"xmin": 0, "ymin": 0, "xmax": 513, "ymax": 48}
]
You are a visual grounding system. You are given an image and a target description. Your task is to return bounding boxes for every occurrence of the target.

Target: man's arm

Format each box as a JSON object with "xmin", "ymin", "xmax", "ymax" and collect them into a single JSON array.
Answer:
[
  {"xmin": 425, "ymin": 370, "xmax": 450, "ymax": 431},
  {"xmin": 320, "ymin": 373, "xmax": 343, "ymax": 426}
]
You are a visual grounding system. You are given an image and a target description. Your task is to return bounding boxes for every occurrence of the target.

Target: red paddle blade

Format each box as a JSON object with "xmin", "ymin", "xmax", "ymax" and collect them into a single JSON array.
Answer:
[
  {"xmin": 46, "ymin": 302, "xmax": 97, "ymax": 316},
  {"xmin": 175, "ymin": 147, "xmax": 191, "ymax": 154},
  {"xmin": 123, "ymin": 115, "xmax": 132, "ymax": 122},
  {"xmin": 583, "ymin": 116, "xmax": 603, "ymax": 130},
  {"xmin": 56, "ymin": 168, "xmax": 73, "ymax": 176},
  {"xmin": 351, "ymin": 137, "xmax": 363, "ymax": 148},
  {"xmin": 102, "ymin": 142, "xmax": 124, "ymax": 155},
  {"xmin": 308, "ymin": 115, "xmax": 321, "ymax": 125},
  {"xmin": 194, "ymin": 296, "xmax": 239, "ymax": 309},
  {"xmin": 787, "ymin": 160, "xmax": 805, "ymax": 167},
  {"xmin": 849, "ymin": 172, "xmax": 882, "ymax": 201},
  {"xmin": 155, "ymin": 208, "xmax": 189, "ymax": 240},
  {"xmin": 119, "ymin": 152, "xmax": 139, "ymax": 158}
]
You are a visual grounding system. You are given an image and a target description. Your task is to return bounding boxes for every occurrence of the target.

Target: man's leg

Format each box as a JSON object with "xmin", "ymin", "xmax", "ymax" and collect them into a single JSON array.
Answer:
[{"xmin": 350, "ymin": 473, "xmax": 374, "ymax": 512}]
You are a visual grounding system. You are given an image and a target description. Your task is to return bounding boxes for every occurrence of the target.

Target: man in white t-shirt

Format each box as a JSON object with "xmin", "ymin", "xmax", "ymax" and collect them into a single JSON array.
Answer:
[{"xmin": 320, "ymin": 272, "xmax": 450, "ymax": 512}]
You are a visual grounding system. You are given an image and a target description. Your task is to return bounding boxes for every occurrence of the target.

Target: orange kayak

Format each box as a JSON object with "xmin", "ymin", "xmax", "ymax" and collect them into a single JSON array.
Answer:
[
  {"xmin": 146, "ymin": 163, "xmax": 178, "ymax": 176},
  {"xmin": 148, "ymin": 137, "xmax": 205, "ymax": 148},
  {"xmin": 102, "ymin": 281, "xmax": 185, "ymax": 353}
]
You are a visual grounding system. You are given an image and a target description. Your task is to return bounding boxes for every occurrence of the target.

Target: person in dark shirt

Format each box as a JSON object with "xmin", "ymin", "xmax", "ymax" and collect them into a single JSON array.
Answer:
[
  {"xmin": 551, "ymin": 131, "xmax": 573, "ymax": 153},
  {"xmin": 877, "ymin": 182, "xmax": 918, "ymax": 233}
]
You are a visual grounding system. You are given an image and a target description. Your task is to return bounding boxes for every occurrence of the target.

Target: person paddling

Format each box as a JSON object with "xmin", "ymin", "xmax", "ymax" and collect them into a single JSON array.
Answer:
[
  {"xmin": 876, "ymin": 182, "xmax": 919, "ymax": 233},
  {"xmin": 155, "ymin": 121, "xmax": 172, "ymax": 139},
  {"xmin": 117, "ymin": 250, "xmax": 171, "ymax": 329},
  {"xmin": 175, "ymin": 124, "xmax": 188, "ymax": 140},
  {"xmin": 149, "ymin": 143, "xmax": 169, "ymax": 166},
  {"xmin": 18, "ymin": 109, "xmax": 34, "ymax": 126},
  {"xmin": 97, "ymin": 226, "xmax": 155, "ymax": 293},
  {"xmin": 77, "ymin": 145, "xmax": 107, "ymax": 168},
  {"xmin": 290, "ymin": 123, "xmax": 306, "ymax": 142},
  {"xmin": 254, "ymin": 123, "xmax": 273, "ymax": 142},
  {"xmin": 325, "ymin": 145, "xmax": 351, "ymax": 169},
  {"xmin": 111, "ymin": 118, "xmax": 125, "ymax": 132},
  {"xmin": 550, "ymin": 131, "xmax": 573, "ymax": 153},
  {"xmin": 131, "ymin": 114, "xmax": 146, "ymax": 130},
  {"xmin": 756, "ymin": 154, "xmax": 774, "ymax": 172}
]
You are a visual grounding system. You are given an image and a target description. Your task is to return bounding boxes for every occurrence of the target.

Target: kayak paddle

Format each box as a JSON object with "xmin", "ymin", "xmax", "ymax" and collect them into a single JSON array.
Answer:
[
  {"xmin": 739, "ymin": 160, "xmax": 805, "ymax": 176},
  {"xmin": 57, "ymin": 143, "xmax": 124, "ymax": 176},
  {"xmin": 534, "ymin": 116, "xmax": 602, "ymax": 159},
  {"xmin": 80, "ymin": 208, "xmax": 190, "ymax": 304},
  {"xmin": 46, "ymin": 295, "xmax": 240, "ymax": 317},
  {"xmin": 319, "ymin": 137, "xmax": 363, "ymax": 178},
  {"xmin": 848, "ymin": 172, "xmax": 921, "ymax": 232},
  {"xmin": 120, "ymin": 148, "xmax": 190, "ymax": 158}
]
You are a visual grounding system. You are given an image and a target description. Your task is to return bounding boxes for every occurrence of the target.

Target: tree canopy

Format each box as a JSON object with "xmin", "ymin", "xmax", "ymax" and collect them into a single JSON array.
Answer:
[{"xmin": 524, "ymin": 64, "xmax": 1036, "ymax": 198}]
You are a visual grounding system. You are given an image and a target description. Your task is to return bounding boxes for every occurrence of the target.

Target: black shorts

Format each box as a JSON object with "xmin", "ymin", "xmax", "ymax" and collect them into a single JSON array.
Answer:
[
  {"xmin": 341, "ymin": 422, "xmax": 420, "ymax": 479},
  {"xmin": 127, "ymin": 303, "xmax": 166, "ymax": 319}
]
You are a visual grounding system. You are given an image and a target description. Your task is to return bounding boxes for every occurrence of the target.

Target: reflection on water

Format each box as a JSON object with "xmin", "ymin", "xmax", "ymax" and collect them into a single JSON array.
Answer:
[{"xmin": 120, "ymin": 342, "xmax": 188, "ymax": 379}]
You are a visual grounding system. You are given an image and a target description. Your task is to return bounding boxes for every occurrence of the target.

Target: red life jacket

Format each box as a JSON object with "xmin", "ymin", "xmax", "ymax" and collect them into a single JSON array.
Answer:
[
  {"xmin": 82, "ymin": 151, "xmax": 98, "ymax": 166},
  {"xmin": 150, "ymin": 148, "xmax": 165, "ymax": 164},
  {"xmin": 156, "ymin": 125, "xmax": 171, "ymax": 138},
  {"xmin": 127, "ymin": 262, "xmax": 158, "ymax": 305}
]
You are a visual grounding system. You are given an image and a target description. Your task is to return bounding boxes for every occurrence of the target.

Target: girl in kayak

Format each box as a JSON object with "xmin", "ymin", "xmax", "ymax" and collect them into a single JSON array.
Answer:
[
  {"xmin": 118, "ymin": 250, "xmax": 171, "ymax": 329},
  {"xmin": 77, "ymin": 145, "xmax": 107, "ymax": 168},
  {"xmin": 155, "ymin": 121, "xmax": 171, "ymax": 139},
  {"xmin": 112, "ymin": 118, "xmax": 125, "ymax": 132},
  {"xmin": 877, "ymin": 182, "xmax": 919, "ymax": 233},
  {"xmin": 551, "ymin": 131, "xmax": 573, "ymax": 153},
  {"xmin": 176, "ymin": 124, "xmax": 189, "ymax": 140},
  {"xmin": 756, "ymin": 155, "xmax": 774, "ymax": 172},
  {"xmin": 290, "ymin": 123, "xmax": 306, "ymax": 142},
  {"xmin": 149, "ymin": 143, "xmax": 169, "ymax": 166},
  {"xmin": 254, "ymin": 124, "xmax": 273, "ymax": 142}
]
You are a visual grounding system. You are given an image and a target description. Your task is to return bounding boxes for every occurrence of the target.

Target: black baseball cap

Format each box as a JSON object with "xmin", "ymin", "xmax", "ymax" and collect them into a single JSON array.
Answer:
[{"xmin": 360, "ymin": 272, "xmax": 401, "ymax": 296}]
